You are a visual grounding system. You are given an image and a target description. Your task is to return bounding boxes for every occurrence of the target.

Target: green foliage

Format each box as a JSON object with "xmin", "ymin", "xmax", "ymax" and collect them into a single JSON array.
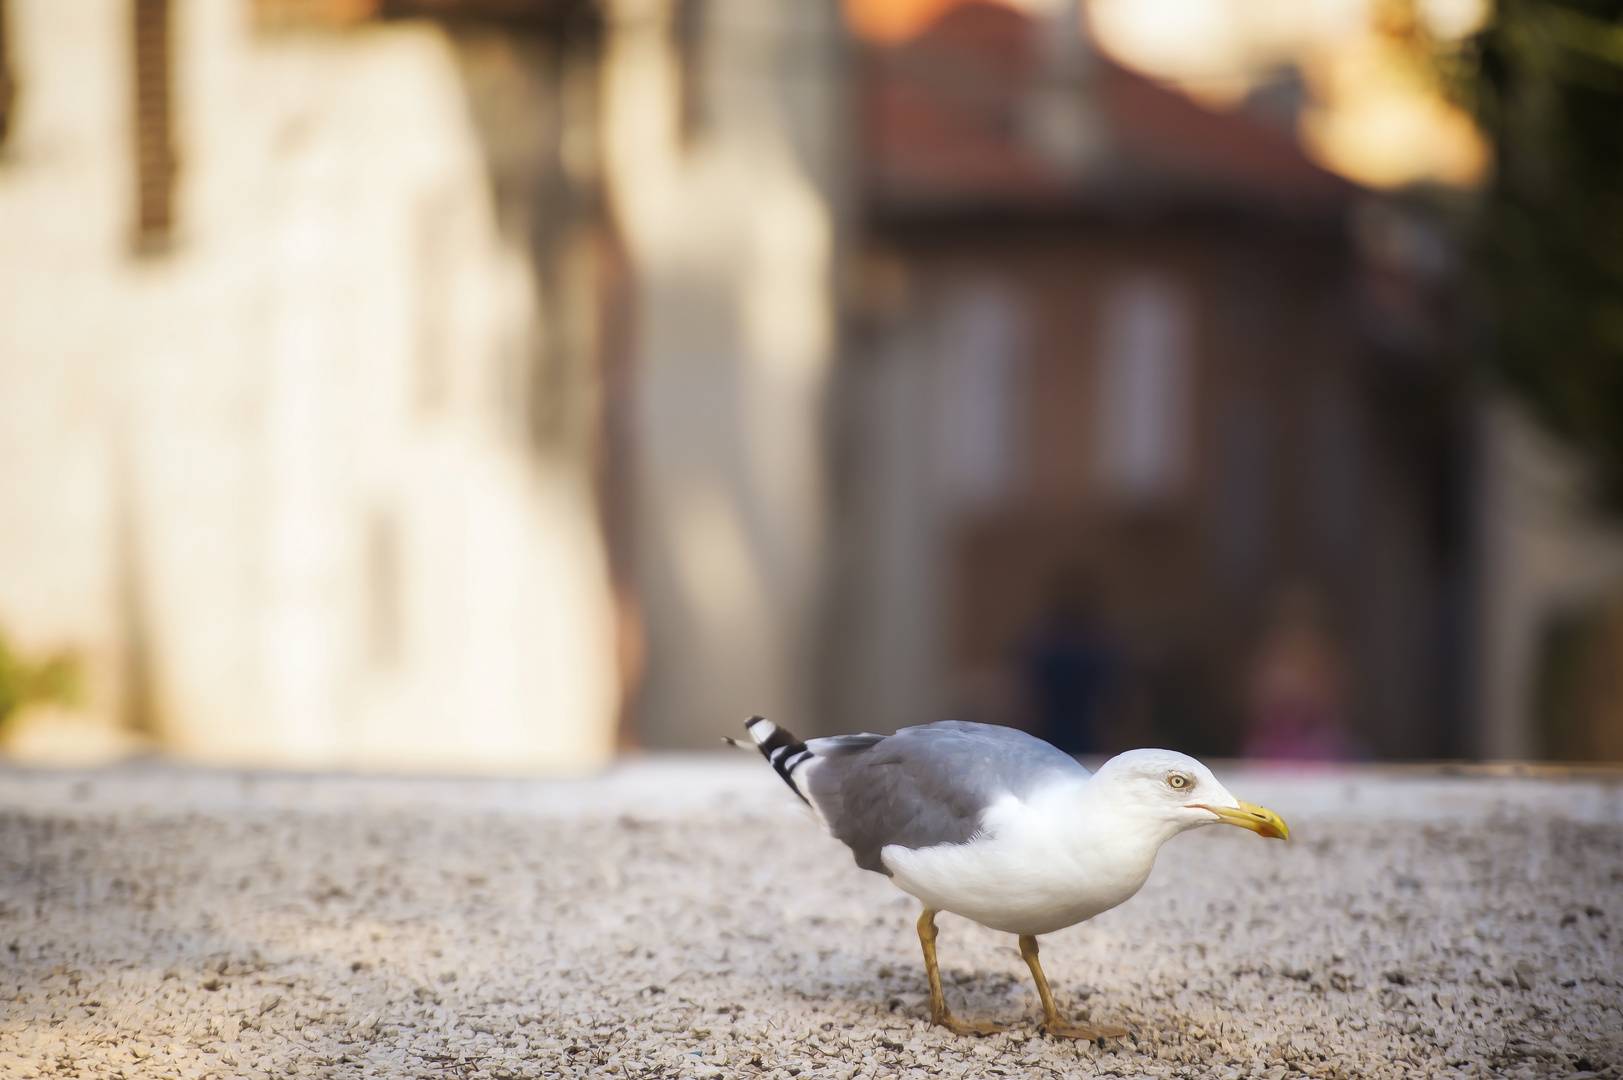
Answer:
[
  {"xmin": 1457, "ymin": 0, "xmax": 1623, "ymax": 499},
  {"xmin": 0, "ymin": 627, "xmax": 81, "ymax": 733}
]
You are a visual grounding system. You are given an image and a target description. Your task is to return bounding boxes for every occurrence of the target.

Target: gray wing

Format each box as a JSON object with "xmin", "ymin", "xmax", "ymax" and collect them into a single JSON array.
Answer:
[{"xmin": 801, "ymin": 721, "xmax": 1089, "ymax": 874}]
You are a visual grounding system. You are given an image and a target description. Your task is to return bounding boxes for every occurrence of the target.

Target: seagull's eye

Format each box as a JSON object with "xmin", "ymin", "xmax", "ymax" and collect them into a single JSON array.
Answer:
[{"xmin": 1167, "ymin": 774, "xmax": 1191, "ymax": 791}]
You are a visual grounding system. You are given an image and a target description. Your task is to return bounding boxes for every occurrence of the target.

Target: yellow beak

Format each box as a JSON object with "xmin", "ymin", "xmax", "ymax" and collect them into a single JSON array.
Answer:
[{"xmin": 1191, "ymin": 800, "xmax": 1289, "ymax": 840}]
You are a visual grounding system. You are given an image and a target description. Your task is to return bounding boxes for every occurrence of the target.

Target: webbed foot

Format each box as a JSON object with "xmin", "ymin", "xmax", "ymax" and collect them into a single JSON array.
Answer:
[
  {"xmin": 1038, "ymin": 1019, "xmax": 1128, "ymax": 1041},
  {"xmin": 934, "ymin": 1012, "xmax": 1008, "ymax": 1037}
]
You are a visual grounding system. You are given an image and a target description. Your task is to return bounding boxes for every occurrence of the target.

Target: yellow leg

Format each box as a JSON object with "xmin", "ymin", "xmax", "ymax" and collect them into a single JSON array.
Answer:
[
  {"xmin": 1018, "ymin": 935, "xmax": 1128, "ymax": 1040},
  {"xmin": 916, "ymin": 909, "xmax": 1006, "ymax": 1037}
]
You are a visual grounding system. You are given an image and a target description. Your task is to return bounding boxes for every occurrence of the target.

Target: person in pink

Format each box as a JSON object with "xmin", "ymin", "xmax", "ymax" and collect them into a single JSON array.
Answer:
[{"xmin": 1243, "ymin": 585, "xmax": 1357, "ymax": 762}]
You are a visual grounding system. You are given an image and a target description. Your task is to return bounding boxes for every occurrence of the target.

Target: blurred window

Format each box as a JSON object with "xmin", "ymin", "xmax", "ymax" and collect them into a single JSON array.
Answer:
[
  {"xmin": 0, "ymin": 0, "xmax": 14, "ymax": 152},
  {"xmin": 1309, "ymin": 374, "xmax": 1361, "ymax": 568},
  {"xmin": 1216, "ymin": 385, "xmax": 1270, "ymax": 585},
  {"xmin": 1093, "ymin": 272, "xmax": 1193, "ymax": 505},
  {"xmin": 132, "ymin": 0, "xmax": 177, "ymax": 250},
  {"xmin": 414, "ymin": 193, "xmax": 455, "ymax": 414},
  {"xmin": 673, "ymin": 0, "xmax": 709, "ymax": 147},
  {"xmin": 368, "ymin": 511, "xmax": 401, "ymax": 668},
  {"xmin": 935, "ymin": 283, "xmax": 1025, "ymax": 510}
]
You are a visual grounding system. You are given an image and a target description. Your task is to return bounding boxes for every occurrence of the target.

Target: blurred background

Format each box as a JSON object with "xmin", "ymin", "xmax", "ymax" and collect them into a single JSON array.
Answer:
[{"xmin": 1, "ymin": 0, "xmax": 1619, "ymax": 772}]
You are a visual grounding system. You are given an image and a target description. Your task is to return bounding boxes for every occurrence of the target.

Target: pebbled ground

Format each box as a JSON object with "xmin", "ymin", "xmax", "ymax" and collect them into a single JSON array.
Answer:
[{"xmin": 0, "ymin": 759, "xmax": 1620, "ymax": 1080}]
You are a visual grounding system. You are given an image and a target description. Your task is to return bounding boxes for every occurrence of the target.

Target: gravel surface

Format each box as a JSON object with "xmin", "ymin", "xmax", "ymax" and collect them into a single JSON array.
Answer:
[{"xmin": 1, "ymin": 758, "xmax": 1620, "ymax": 1080}]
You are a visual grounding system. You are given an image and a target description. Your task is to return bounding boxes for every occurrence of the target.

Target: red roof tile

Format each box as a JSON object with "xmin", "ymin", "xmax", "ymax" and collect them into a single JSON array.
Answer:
[{"xmin": 863, "ymin": 0, "xmax": 1354, "ymax": 216}]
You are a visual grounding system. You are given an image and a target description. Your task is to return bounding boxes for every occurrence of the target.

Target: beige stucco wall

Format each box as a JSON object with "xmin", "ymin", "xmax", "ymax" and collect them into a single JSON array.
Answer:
[
  {"xmin": 602, "ymin": 0, "xmax": 843, "ymax": 746},
  {"xmin": 0, "ymin": 0, "xmax": 618, "ymax": 771}
]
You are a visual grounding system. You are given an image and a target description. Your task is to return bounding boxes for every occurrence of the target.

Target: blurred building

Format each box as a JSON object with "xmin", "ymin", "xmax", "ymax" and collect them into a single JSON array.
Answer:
[
  {"xmin": 0, "ymin": 0, "xmax": 626, "ymax": 770},
  {"xmin": 2, "ymin": 0, "xmax": 1618, "ymax": 768},
  {"xmin": 822, "ymin": 0, "xmax": 1473, "ymax": 759},
  {"xmin": 0, "ymin": 0, "xmax": 848, "ymax": 768}
]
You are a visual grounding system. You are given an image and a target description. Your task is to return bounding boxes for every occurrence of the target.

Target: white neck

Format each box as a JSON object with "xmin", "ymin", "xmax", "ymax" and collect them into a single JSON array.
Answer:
[{"xmin": 1030, "ymin": 770, "xmax": 1194, "ymax": 887}]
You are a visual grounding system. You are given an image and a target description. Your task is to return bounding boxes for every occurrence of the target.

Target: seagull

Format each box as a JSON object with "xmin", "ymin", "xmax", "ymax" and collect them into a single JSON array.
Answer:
[{"xmin": 732, "ymin": 716, "xmax": 1288, "ymax": 1039}]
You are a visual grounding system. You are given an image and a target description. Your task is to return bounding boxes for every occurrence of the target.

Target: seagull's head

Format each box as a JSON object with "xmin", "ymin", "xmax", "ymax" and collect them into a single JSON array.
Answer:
[{"xmin": 1091, "ymin": 748, "xmax": 1289, "ymax": 843}]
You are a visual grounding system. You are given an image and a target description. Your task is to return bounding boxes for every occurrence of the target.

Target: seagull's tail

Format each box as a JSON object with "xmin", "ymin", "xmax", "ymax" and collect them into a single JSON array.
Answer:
[{"xmin": 725, "ymin": 715, "xmax": 812, "ymax": 805}]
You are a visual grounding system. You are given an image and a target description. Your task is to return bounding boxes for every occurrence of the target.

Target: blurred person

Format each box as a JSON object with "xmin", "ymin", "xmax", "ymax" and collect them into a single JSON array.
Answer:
[
  {"xmin": 1016, "ymin": 569, "xmax": 1120, "ymax": 756},
  {"xmin": 1242, "ymin": 584, "xmax": 1356, "ymax": 762}
]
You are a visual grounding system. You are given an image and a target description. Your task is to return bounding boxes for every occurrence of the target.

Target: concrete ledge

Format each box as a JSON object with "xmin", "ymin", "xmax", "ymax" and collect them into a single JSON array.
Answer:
[
  {"xmin": 4, "ymin": 753, "xmax": 1620, "ymax": 822},
  {"xmin": 1, "ymin": 757, "xmax": 1619, "ymax": 1080}
]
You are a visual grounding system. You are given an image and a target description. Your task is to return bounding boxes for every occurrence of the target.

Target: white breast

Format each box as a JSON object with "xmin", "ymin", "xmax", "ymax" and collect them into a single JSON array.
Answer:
[{"xmin": 879, "ymin": 786, "xmax": 1159, "ymax": 936}]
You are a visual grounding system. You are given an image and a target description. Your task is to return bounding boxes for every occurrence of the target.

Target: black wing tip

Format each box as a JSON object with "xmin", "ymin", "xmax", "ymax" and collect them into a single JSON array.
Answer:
[{"xmin": 738, "ymin": 714, "xmax": 813, "ymax": 804}]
